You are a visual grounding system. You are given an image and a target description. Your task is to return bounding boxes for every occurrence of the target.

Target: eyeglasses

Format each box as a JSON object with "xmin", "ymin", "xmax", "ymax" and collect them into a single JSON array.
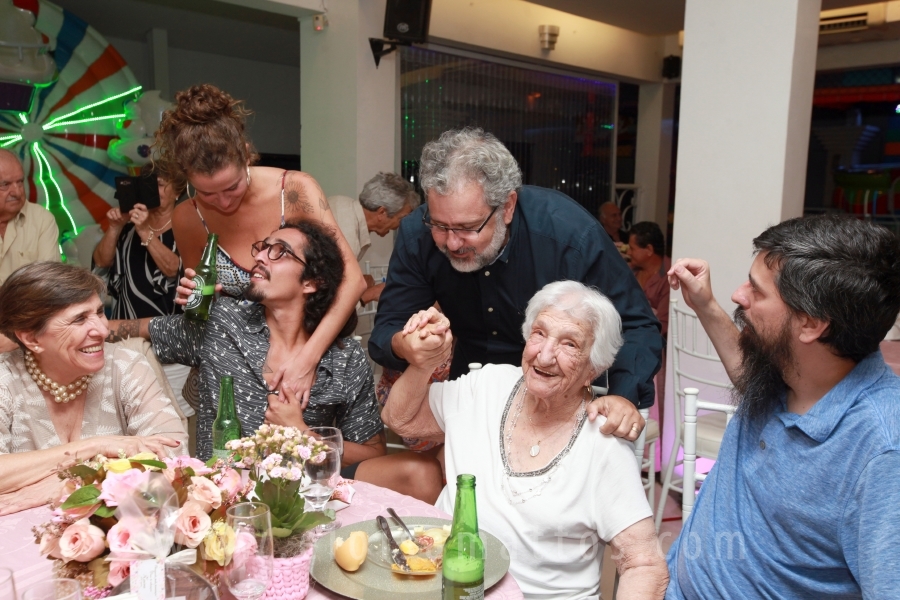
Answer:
[
  {"xmin": 422, "ymin": 205, "xmax": 499, "ymax": 239},
  {"xmin": 250, "ymin": 240, "xmax": 307, "ymax": 266}
]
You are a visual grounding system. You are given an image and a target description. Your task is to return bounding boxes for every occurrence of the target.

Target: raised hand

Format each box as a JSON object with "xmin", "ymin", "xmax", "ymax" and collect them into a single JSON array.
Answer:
[
  {"xmin": 105, "ymin": 207, "xmax": 130, "ymax": 230},
  {"xmin": 667, "ymin": 258, "xmax": 716, "ymax": 313}
]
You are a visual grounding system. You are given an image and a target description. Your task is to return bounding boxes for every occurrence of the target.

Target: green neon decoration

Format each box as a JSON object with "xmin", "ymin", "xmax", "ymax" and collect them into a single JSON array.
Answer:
[
  {"xmin": 0, "ymin": 134, "xmax": 21, "ymax": 141},
  {"xmin": 43, "ymin": 113, "xmax": 127, "ymax": 131},
  {"xmin": 1, "ymin": 136, "xmax": 22, "ymax": 148},
  {"xmin": 32, "ymin": 143, "xmax": 50, "ymax": 211},
  {"xmin": 42, "ymin": 85, "xmax": 141, "ymax": 129},
  {"xmin": 18, "ymin": 113, "xmax": 28, "ymax": 125},
  {"xmin": 33, "ymin": 142, "xmax": 78, "ymax": 233}
]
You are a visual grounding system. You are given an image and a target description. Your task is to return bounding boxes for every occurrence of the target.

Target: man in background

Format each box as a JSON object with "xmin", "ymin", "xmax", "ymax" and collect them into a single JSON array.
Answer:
[
  {"xmin": 599, "ymin": 200, "xmax": 628, "ymax": 244},
  {"xmin": 0, "ymin": 149, "xmax": 60, "ymax": 351},
  {"xmin": 328, "ymin": 172, "xmax": 420, "ymax": 305}
]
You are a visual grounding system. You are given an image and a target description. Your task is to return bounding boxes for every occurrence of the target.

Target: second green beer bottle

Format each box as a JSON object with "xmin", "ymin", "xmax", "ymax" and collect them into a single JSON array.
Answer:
[
  {"xmin": 442, "ymin": 474, "xmax": 485, "ymax": 600},
  {"xmin": 185, "ymin": 233, "xmax": 218, "ymax": 321},
  {"xmin": 211, "ymin": 375, "xmax": 241, "ymax": 461}
]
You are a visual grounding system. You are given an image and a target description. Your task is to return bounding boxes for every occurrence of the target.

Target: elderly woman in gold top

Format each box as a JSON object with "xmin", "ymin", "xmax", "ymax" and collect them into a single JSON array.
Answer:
[
  {"xmin": 0, "ymin": 262, "xmax": 187, "ymax": 514},
  {"xmin": 383, "ymin": 281, "xmax": 667, "ymax": 599}
]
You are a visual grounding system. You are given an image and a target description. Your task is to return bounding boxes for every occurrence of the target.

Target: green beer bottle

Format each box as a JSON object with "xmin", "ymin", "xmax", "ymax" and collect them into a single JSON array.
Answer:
[
  {"xmin": 442, "ymin": 474, "xmax": 485, "ymax": 600},
  {"xmin": 184, "ymin": 233, "xmax": 218, "ymax": 321},
  {"xmin": 211, "ymin": 376, "xmax": 241, "ymax": 461}
]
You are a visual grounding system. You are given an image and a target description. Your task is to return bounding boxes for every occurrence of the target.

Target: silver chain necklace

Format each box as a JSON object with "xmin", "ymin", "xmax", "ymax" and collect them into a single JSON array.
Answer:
[{"xmin": 501, "ymin": 383, "xmax": 587, "ymax": 504}]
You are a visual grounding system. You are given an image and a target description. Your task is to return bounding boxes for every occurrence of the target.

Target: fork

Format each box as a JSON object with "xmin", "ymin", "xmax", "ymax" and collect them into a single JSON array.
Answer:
[{"xmin": 387, "ymin": 507, "xmax": 432, "ymax": 550}]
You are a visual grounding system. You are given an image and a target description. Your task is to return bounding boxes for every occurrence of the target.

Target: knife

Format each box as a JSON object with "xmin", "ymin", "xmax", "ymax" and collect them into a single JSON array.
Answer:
[{"xmin": 376, "ymin": 515, "xmax": 410, "ymax": 572}]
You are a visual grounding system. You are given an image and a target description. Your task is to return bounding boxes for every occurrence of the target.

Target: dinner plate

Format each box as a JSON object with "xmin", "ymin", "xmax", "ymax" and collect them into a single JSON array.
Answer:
[{"xmin": 310, "ymin": 516, "xmax": 510, "ymax": 600}]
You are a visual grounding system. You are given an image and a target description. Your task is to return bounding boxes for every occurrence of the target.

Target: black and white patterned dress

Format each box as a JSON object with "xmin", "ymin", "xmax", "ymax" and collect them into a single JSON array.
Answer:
[
  {"xmin": 149, "ymin": 297, "xmax": 383, "ymax": 460},
  {"xmin": 103, "ymin": 224, "xmax": 181, "ymax": 319}
]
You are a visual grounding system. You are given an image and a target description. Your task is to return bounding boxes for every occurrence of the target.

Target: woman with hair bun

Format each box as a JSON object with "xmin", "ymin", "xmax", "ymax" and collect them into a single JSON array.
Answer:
[{"xmin": 153, "ymin": 84, "xmax": 365, "ymax": 404}]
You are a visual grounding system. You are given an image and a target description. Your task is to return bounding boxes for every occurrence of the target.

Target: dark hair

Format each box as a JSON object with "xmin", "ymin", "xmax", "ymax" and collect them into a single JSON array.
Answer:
[
  {"xmin": 279, "ymin": 220, "xmax": 357, "ymax": 338},
  {"xmin": 0, "ymin": 262, "xmax": 105, "ymax": 348},
  {"xmin": 753, "ymin": 215, "xmax": 900, "ymax": 362},
  {"xmin": 140, "ymin": 163, "xmax": 186, "ymax": 197},
  {"xmin": 153, "ymin": 84, "xmax": 259, "ymax": 186},
  {"xmin": 628, "ymin": 221, "xmax": 665, "ymax": 256}
]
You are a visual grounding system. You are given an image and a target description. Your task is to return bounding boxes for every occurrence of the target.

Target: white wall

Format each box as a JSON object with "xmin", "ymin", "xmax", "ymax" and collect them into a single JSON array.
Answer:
[
  {"xmin": 106, "ymin": 35, "xmax": 300, "ymax": 155},
  {"xmin": 430, "ymin": 0, "xmax": 669, "ymax": 82}
]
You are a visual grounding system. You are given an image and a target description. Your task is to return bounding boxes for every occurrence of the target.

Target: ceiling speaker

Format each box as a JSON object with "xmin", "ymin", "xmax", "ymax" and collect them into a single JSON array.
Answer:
[{"xmin": 384, "ymin": 0, "xmax": 432, "ymax": 43}]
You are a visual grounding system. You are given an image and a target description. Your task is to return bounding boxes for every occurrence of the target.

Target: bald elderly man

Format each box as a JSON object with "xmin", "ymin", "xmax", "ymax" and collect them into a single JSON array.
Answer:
[{"xmin": 0, "ymin": 149, "xmax": 60, "ymax": 351}]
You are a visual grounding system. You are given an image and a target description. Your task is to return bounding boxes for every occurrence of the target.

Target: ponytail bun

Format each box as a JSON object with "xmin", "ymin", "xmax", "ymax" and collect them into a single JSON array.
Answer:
[{"xmin": 153, "ymin": 84, "xmax": 258, "ymax": 183}]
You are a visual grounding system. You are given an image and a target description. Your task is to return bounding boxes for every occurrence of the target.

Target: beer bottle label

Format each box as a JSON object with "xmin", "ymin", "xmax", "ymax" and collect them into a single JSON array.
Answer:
[{"xmin": 185, "ymin": 275, "xmax": 206, "ymax": 310}]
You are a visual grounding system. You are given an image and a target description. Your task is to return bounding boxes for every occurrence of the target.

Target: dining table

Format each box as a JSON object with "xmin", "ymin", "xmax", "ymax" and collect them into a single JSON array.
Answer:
[{"xmin": 0, "ymin": 480, "xmax": 523, "ymax": 600}]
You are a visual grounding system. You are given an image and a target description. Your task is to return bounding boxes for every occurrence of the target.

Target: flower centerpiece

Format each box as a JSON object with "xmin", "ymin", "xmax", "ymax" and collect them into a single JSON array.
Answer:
[
  {"xmin": 225, "ymin": 424, "xmax": 333, "ymax": 556},
  {"xmin": 224, "ymin": 425, "xmax": 335, "ymax": 600},
  {"xmin": 33, "ymin": 452, "xmax": 246, "ymax": 597}
]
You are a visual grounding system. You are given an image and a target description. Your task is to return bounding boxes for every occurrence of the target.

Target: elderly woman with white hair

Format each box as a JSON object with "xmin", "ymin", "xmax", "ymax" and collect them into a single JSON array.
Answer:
[{"xmin": 383, "ymin": 280, "xmax": 667, "ymax": 599}]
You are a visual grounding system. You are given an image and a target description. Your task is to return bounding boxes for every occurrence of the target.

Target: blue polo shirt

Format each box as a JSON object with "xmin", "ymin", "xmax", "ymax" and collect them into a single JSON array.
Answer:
[{"xmin": 666, "ymin": 351, "xmax": 900, "ymax": 599}]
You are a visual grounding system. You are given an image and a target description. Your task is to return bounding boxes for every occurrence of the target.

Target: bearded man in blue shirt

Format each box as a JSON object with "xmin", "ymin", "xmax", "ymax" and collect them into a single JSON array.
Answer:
[{"xmin": 666, "ymin": 214, "xmax": 900, "ymax": 599}]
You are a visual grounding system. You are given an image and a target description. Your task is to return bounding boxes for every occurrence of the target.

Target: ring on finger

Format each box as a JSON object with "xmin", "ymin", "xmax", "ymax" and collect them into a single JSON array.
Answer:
[{"xmin": 630, "ymin": 423, "xmax": 639, "ymax": 431}]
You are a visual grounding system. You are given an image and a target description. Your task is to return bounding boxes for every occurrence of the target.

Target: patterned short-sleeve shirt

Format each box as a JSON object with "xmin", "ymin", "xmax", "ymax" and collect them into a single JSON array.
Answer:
[{"xmin": 149, "ymin": 297, "xmax": 383, "ymax": 460}]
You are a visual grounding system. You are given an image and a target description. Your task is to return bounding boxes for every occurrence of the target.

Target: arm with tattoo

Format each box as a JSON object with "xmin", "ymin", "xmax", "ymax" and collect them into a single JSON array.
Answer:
[
  {"xmin": 283, "ymin": 172, "xmax": 330, "ymax": 219},
  {"xmin": 106, "ymin": 318, "xmax": 152, "ymax": 343}
]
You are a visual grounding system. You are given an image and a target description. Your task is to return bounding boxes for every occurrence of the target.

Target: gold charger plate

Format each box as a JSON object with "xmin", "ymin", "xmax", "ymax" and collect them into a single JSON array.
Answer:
[{"xmin": 310, "ymin": 516, "xmax": 510, "ymax": 599}]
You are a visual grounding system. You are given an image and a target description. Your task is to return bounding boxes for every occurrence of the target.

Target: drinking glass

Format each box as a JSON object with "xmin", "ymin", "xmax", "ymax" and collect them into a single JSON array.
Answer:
[
  {"xmin": 304, "ymin": 427, "xmax": 344, "ymax": 532},
  {"xmin": 224, "ymin": 502, "xmax": 274, "ymax": 600},
  {"xmin": 21, "ymin": 579, "xmax": 80, "ymax": 600},
  {"xmin": 0, "ymin": 568, "xmax": 16, "ymax": 600}
]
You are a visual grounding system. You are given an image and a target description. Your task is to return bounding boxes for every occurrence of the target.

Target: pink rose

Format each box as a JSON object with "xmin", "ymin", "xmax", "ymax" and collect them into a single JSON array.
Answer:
[
  {"xmin": 173, "ymin": 501, "xmax": 211, "ymax": 548},
  {"xmin": 106, "ymin": 519, "xmax": 139, "ymax": 554},
  {"xmin": 213, "ymin": 468, "xmax": 243, "ymax": 500},
  {"xmin": 187, "ymin": 476, "xmax": 223, "ymax": 512},
  {"xmin": 162, "ymin": 456, "xmax": 213, "ymax": 482},
  {"xmin": 108, "ymin": 561, "xmax": 130, "ymax": 587},
  {"xmin": 58, "ymin": 518, "xmax": 106, "ymax": 563},
  {"xmin": 98, "ymin": 469, "xmax": 151, "ymax": 507},
  {"xmin": 232, "ymin": 530, "xmax": 258, "ymax": 568},
  {"xmin": 39, "ymin": 531, "xmax": 63, "ymax": 559}
]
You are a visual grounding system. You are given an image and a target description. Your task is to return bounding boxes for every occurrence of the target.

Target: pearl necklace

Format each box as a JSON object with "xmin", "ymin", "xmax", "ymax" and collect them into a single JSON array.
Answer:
[
  {"xmin": 141, "ymin": 218, "xmax": 172, "ymax": 247},
  {"xmin": 24, "ymin": 350, "xmax": 91, "ymax": 404}
]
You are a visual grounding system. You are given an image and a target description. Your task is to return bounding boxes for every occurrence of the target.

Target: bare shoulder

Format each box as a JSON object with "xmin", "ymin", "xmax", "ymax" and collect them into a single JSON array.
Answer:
[{"xmin": 283, "ymin": 170, "xmax": 329, "ymax": 219}]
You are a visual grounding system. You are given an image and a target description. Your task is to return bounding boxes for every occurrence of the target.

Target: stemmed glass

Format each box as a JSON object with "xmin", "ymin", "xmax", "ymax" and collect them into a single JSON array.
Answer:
[
  {"xmin": 0, "ymin": 568, "xmax": 16, "ymax": 600},
  {"xmin": 21, "ymin": 579, "xmax": 80, "ymax": 600},
  {"xmin": 224, "ymin": 502, "xmax": 274, "ymax": 600},
  {"xmin": 301, "ymin": 426, "xmax": 342, "ymax": 533}
]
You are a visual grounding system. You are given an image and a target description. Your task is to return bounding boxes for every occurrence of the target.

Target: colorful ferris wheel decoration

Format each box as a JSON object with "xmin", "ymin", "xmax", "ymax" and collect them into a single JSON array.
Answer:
[{"xmin": 0, "ymin": 0, "xmax": 141, "ymax": 238}]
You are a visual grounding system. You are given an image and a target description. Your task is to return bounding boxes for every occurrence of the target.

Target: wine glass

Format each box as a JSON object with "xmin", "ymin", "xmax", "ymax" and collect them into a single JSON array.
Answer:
[
  {"xmin": 0, "ymin": 568, "xmax": 16, "ymax": 600},
  {"xmin": 21, "ymin": 579, "xmax": 80, "ymax": 600},
  {"xmin": 224, "ymin": 502, "xmax": 274, "ymax": 600},
  {"xmin": 304, "ymin": 427, "xmax": 344, "ymax": 532},
  {"xmin": 301, "ymin": 434, "xmax": 341, "ymax": 533}
]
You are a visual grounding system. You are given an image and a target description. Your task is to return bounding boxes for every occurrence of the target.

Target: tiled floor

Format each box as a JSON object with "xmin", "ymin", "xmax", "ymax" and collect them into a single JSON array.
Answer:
[{"xmin": 600, "ymin": 482, "xmax": 682, "ymax": 598}]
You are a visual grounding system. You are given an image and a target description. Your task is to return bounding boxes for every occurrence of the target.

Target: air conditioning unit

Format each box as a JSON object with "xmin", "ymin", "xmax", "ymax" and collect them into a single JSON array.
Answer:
[{"xmin": 819, "ymin": 3, "xmax": 887, "ymax": 35}]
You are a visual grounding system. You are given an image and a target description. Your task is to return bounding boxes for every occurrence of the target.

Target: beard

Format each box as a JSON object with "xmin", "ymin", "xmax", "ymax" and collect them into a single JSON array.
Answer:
[
  {"xmin": 243, "ymin": 267, "xmax": 269, "ymax": 303},
  {"xmin": 439, "ymin": 213, "xmax": 508, "ymax": 273},
  {"xmin": 730, "ymin": 307, "xmax": 795, "ymax": 422}
]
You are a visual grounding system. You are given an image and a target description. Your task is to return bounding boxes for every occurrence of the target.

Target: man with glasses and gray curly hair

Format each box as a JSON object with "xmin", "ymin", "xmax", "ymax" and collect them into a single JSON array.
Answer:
[
  {"xmin": 370, "ymin": 128, "xmax": 662, "ymax": 438},
  {"xmin": 328, "ymin": 172, "xmax": 420, "ymax": 304}
]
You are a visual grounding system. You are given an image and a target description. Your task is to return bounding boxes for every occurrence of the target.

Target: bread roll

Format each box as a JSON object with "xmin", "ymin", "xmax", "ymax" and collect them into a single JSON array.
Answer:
[{"xmin": 334, "ymin": 531, "xmax": 368, "ymax": 571}]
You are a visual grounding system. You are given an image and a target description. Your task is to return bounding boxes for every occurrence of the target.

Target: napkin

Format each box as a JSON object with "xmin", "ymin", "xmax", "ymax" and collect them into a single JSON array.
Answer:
[{"xmin": 326, "ymin": 476, "xmax": 355, "ymax": 511}]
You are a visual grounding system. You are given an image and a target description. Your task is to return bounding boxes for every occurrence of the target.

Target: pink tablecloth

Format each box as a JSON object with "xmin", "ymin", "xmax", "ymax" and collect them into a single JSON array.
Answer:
[
  {"xmin": 882, "ymin": 340, "xmax": 900, "ymax": 377},
  {"xmin": 0, "ymin": 481, "xmax": 523, "ymax": 600}
]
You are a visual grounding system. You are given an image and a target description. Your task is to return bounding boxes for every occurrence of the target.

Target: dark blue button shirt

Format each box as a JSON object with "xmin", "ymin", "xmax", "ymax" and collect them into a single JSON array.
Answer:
[
  {"xmin": 369, "ymin": 185, "xmax": 662, "ymax": 407},
  {"xmin": 667, "ymin": 351, "xmax": 900, "ymax": 599}
]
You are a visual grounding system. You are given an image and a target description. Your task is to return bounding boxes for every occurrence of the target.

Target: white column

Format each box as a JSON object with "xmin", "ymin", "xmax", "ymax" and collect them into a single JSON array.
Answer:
[
  {"xmin": 662, "ymin": 0, "xmax": 821, "ymax": 464},
  {"xmin": 145, "ymin": 28, "xmax": 170, "ymax": 100},
  {"xmin": 299, "ymin": 0, "xmax": 398, "ymax": 268},
  {"xmin": 634, "ymin": 82, "xmax": 676, "ymax": 228}
]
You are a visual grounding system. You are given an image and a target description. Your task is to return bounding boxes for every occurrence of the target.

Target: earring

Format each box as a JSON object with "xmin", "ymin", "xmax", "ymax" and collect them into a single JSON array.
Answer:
[
  {"xmin": 186, "ymin": 182, "xmax": 195, "ymax": 198},
  {"xmin": 246, "ymin": 166, "xmax": 252, "ymax": 187}
]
